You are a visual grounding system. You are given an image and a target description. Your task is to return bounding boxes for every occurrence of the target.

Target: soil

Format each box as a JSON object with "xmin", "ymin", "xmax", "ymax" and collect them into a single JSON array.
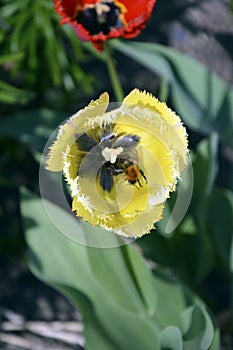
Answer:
[{"xmin": 1, "ymin": 1, "xmax": 233, "ymax": 349}]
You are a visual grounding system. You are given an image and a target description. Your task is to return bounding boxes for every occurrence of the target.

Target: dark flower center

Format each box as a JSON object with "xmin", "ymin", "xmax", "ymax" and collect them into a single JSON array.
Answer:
[{"xmin": 76, "ymin": 1, "xmax": 124, "ymax": 35}]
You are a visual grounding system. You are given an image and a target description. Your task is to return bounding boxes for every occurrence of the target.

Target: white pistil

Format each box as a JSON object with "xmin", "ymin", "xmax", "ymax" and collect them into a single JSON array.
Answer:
[{"xmin": 102, "ymin": 146, "xmax": 123, "ymax": 164}]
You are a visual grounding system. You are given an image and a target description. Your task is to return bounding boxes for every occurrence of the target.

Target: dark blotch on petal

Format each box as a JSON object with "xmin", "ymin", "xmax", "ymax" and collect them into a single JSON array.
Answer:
[
  {"xmin": 76, "ymin": 1, "xmax": 123, "ymax": 35},
  {"xmin": 76, "ymin": 132, "xmax": 97, "ymax": 152},
  {"xmin": 99, "ymin": 163, "xmax": 114, "ymax": 192}
]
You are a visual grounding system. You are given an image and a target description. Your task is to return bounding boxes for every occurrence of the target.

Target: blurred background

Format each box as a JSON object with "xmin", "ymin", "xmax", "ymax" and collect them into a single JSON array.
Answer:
[{"xmin": 0, "ymin": 0, "xmax": 233, "ymax": 349}]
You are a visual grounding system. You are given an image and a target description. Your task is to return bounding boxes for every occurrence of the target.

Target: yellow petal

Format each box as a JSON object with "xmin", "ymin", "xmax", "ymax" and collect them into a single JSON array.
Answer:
[
  {"xmin": 123, "ymin": 89, "xmax": 188, "ymax": 171},
  {"xmin": 114, "ymin": 203, "xmax": 165, "ymax": 237}
]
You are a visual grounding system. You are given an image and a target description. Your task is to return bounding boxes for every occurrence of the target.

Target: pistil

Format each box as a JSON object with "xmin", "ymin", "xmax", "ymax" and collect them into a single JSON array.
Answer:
[{"xmin": 102, "ymin": 146, "xmax": 123, "ymax": 163}]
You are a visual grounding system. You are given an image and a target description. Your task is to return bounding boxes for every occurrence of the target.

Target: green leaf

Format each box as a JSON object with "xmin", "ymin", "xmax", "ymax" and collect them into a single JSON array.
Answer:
[
  {"xmin": 206, "ymin": 188, "xmax": 233, "ymax": 271},
  {"xmin": 151, "ymin": 272, "xmax": 191, "ymax": 329},
  {"xmin": 139, "ymin": 226, "xmax": 214, "ymax": 287},
  {"xmin": 87, "ymin": 243, "xmax": 157, "ymax": 316},
  {"xmin": 0, "ymin": 52, "xmax": 24, "ymax": 65},
  {"xmin": 21, "ymin": 191, "xmax": 219, "ymax": 350},
  {"xmin": 192, "ymin": 133, "xmax": 219, "ymax": 201},
  {"xmin": 160, "ymin": 326, "xmax": 183, "ymax": 350},
  {"xmin": 0, "ymin": 79, "xmax": 32, "ymax": 104},
  {"xmin": 21, "ymin": 191, "xmax": 160, "ymax": 349},
  {"xmin": 113, "ymin": 41, "xmax": 233, "ymax": 148},
  {"xmin": 181, "ymin": 305, "xmax": 215, "ymax": 350},
  {"xmin": 209, "ymin": 330, "xmax": 221, "ymax": 350},
  {"xmin": 54, "ymin": 285, "xmax": 121, "ymax": 350},
  {"xmin": 187, "ymin": 133, "xmax": 219, "ymax": 234},
  {"xmin": 140, "ymin": 137, "xmax": 230, "ymax": 284}
]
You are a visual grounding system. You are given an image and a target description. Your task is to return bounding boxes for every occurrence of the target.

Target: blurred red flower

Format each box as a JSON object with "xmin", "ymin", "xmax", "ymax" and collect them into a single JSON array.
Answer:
[{"xmin": 54, "ymin": 0, "xmax": 156, "ymax": 50}]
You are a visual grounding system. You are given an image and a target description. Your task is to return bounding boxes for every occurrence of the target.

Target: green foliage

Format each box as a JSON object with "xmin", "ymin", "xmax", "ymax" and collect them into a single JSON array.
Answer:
[
  {"xmin": 139, "ymin": 134, "xmax": 233, "ymax": 290},
  {"xmin": 0, "ymin": 53, "xmax": 33, "ymax": 104},
  {"xmin": 192, "ymin": 134, "xmax": 219, "ymax": 199},
  {"xmin": 113, "ymin": 41, "xmax": 233, "ymax": 149},
  {"xmin": 0, "ymin": 0, "xmax": 94, "ymax": 105},
  {"xmin": 21, "ymin": 190, "xmax": 219, "ymax": 350}
]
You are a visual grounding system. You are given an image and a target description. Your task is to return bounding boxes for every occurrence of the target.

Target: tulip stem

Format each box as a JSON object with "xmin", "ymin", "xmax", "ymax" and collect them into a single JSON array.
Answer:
[{"xmin": 104, "ymin": 42, "xmax": 124, "ymax": 101}]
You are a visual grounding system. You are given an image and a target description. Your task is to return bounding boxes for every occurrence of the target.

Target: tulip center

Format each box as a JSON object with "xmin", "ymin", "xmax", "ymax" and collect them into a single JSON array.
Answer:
[
  {"xmin": 76, "ymin": 0, "xmax": 126, "ymax": 35},
  {"xmin": 75, "ymin": 128, "xmax": 147, "ymax": 192}
]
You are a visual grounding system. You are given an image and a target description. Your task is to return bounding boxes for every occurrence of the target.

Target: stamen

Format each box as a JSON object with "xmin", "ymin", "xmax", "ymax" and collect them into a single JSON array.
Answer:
[
  {"xmin": 102, "ymin": 146, "xmax": 123, "ymax": 163},
  {"xmin": 95, "ymin": 3, "xmax": 110, "ymax": 17}
]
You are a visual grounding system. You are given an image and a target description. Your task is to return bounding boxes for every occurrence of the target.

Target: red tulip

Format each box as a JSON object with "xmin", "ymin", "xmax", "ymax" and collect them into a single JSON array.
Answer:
[{"xmin": 54, "ymin": 0, "xmax": 157, "ymax": 50}]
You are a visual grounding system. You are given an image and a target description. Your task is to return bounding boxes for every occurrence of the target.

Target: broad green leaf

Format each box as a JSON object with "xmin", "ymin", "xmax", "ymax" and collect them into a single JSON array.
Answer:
[
  {"xmin": 151, "ymin": 272, "xmax": 192, "ymax": 328},
  {"xmin": 181, "ymin": 305, "xmax": 215, "ymax": 350},
  {"xmin": 21, "ymin": 191, "xmax": 159, "ymax": 349},
  {"xmin": 113, "ymin": 41, "xmax": 233, "ymax": 148},
  {"xmin": 159, "ymin": 303, "xmax": 220, "ymax": 350},
  {"xmin": 87, "ymin": 243, "xmax": 157, "ymax": 316},
  {"xmin": 160, "ymin": 326, "xmax": 183, "ymax": 350},
  {"xmin": 21, "ymin": 191, "xmax": 218, "ymax": 350},
  {"xmin": 54, "ymin": 285, "xmax": 121, "ymax": 350},
  {"xmin": 123, "ymin": 245, "xmax": 157, "ymax": 315},
  {"xmin": 209, "ymin": 330, "xmax": 221, "ymax": 350}
]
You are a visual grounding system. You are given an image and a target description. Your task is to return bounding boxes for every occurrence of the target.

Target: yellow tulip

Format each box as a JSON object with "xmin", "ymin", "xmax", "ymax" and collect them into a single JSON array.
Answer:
[{"xmin": 46, "ymin": 89, "xmax": 189, "ymax": 237}]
